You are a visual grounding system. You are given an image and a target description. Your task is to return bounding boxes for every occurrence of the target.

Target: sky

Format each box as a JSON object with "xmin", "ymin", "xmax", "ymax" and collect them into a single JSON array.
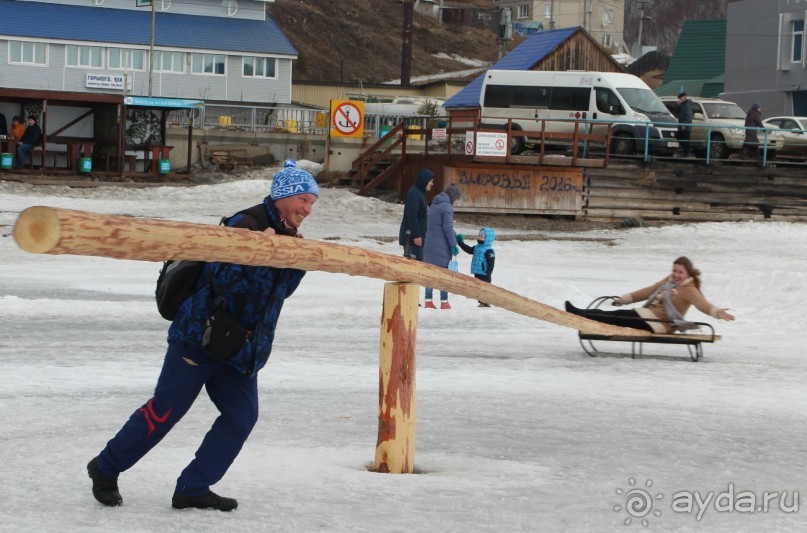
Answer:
[{"xmin": 1, "ymin": 165, "xmax": 806, "ymax": 532}]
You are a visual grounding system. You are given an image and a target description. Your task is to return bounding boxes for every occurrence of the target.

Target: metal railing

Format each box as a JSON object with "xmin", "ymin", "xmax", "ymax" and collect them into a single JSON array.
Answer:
[
  {"xmin": 167, "ymin": 104, "xmax": 330, "ymax": 135},
  {"xmin": 655, "ymin": 119, "xmax": 780, "ymax": 167},
  {"xmin": 167, "ymin": 104, "xmax": 437, "ymax": 137},
  {"xmin": 166, "ymin": 103, "xmax": 793, "ymax": 168}
]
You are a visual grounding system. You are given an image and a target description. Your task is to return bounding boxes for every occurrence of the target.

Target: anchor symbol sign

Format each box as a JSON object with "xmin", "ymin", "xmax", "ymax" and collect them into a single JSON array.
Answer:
[{"xmin": 330, "ymin": 100, "xmax": 364, "ymax": 138}]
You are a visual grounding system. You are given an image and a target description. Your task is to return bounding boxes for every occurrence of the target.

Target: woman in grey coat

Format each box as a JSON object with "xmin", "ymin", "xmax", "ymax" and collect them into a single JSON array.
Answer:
[{"xmin": 423, "ymin": 184, "xmax": 461, "ymax": 309}]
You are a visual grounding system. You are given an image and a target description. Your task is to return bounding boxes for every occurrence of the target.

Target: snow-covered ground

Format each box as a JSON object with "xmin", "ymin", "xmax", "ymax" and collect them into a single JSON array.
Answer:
[{"xmin": 1, "ymin": 167, "xmax": 806, "ymax": 532}]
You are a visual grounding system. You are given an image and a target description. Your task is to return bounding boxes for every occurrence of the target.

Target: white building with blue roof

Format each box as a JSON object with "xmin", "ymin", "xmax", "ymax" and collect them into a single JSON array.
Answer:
[
  {"xmin": 0, "ymin": 0, "xmax": 296, "ymax": 103},
  {"xmin": 0, "ymin": 0, "xmax": 298, "ymax": 175}
]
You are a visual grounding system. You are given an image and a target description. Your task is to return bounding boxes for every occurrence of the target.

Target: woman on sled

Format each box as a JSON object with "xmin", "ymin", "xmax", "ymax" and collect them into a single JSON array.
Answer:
[{"xmin": 565, "ymin": 256, "xmax": 735, "ymax": 333}]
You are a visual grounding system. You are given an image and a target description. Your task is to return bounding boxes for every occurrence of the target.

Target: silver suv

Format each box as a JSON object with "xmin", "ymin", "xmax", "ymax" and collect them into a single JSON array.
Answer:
[{"xmin": 661, "ymin": 97, "xmax": 784, "ymax": 159}]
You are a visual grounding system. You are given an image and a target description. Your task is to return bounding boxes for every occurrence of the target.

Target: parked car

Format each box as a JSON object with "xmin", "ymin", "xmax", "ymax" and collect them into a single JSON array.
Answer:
[
  {"xmin": 661, "ymin": 97, "xmax": 784, "ymax": 159},
  {"xmin": 762, "ymin": 116, "xmax": 807, "ymax": 160}
]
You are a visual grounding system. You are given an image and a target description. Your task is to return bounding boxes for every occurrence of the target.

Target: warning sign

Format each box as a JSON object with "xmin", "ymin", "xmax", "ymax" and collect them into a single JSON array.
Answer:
[
  {"xmin": 475, "ymin": 132, "xmax": 508, "ymax": 157},
  {"xmin": 329, "ymin": 100, "xmax": 364, "ymax": 138},
  {"xmin": 465, "ymin": 131, "xmax": 475, "ymax": 155}
]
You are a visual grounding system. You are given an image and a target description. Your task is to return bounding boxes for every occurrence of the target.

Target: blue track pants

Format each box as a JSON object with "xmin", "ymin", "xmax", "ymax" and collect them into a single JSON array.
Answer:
[{"xmin": 96, "ymin": 340, "xmax": 258, "ymax": 496}]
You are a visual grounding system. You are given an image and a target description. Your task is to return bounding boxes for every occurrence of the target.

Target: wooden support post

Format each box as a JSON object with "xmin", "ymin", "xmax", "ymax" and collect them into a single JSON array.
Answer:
[{"xmin": 375, "ymin": 282, "xmax": 418, "ymax": 474}]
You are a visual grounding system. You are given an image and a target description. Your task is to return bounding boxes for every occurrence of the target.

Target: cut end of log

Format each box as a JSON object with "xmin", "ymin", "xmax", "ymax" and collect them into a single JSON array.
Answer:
[{"xmin": 13, "ymin": 206, "xmax": 62, "ymax": 254}]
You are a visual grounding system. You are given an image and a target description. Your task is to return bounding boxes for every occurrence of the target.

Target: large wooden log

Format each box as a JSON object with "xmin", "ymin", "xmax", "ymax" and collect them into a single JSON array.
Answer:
[{"xmin": 12, "ymin": 206, "xmax": 647, "ymax": 336}]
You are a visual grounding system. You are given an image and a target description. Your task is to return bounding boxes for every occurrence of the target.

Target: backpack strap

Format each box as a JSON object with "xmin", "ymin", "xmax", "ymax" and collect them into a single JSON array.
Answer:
[
  {"xmin": 209, "ymin": 204, "xmax": 272, "ymax": 314},
  {"xmin": 221, "ymin": 203, "xmax": 271, "ymax": 231}
]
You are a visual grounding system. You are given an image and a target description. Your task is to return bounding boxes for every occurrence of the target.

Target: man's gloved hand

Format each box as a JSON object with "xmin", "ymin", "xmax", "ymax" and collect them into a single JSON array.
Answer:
[
  {"xmin": 451, "ymin": 246, "xmax": 459, "ymax": 256},
  {"xmin": 456, "ymin": 233, "xmax": 464, "ymax": 242}
]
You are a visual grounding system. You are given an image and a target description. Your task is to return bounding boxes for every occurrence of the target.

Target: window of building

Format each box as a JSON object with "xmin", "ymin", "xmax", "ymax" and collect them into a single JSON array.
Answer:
[
  {"xmin": 109, "ymin": 48, "xmax": 146, "ymax": 70},
  {"xmin": 9, "ymin": 40, "xmax": 48, "ymax": 65},
  {"xmin": 191, "ymin": 53, "xmax": 225, "ymax": 75},
  {"xmin": 153, "ymin": 51, "xmax": 185, "ymax": 73},
  {"xmin": 544, "ymin": 4, "xmax": 552, "ymax": 19},
  {"xmin": 243, "ymin": 57, "xmax": 277, "ymax": 78},
  {"xmin": 602, "ymin": 33, "xmax": 612, "ymax": 47},
  {"xmin": 793, "ymin": 19, "xmax": 804, "ymax": 63},
  {"xmin": 66, "ymin": 44, "xmax": 104, "ymax": 68},
  {"xmin": 602, "ymin": 9, "xmax": 613, "ymax": 27},
  {"xmin": 517, "ymin": 4, "xmax": 529, "ymax": 19}
]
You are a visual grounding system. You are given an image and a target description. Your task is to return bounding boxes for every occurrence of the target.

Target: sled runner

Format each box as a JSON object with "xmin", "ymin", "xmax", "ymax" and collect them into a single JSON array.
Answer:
[{"xmin": 577, "ymin": 296, "xmax": 720, "ymax": 362}]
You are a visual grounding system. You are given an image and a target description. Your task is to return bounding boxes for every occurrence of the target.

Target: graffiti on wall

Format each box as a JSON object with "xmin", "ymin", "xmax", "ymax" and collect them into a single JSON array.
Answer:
[{"xmin": 445, "ymin": 166, "xmax": 584, "ymax": 214}]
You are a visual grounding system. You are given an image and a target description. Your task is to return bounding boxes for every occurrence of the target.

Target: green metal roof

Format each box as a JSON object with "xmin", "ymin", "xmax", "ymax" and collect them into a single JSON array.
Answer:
[
  {"xmin": 655, "ymin": 74, "xmax": 725, "ymax": 98},
  {"xmin": 661, "ymin": 19, "xmax": 726, "ymax": 95}
]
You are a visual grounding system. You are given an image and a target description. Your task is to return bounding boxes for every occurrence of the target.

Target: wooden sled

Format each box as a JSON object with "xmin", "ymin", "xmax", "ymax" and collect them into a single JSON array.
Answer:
[{"xmin": 578, "ymin": 296, "xmax": 720, "ymax": 362}]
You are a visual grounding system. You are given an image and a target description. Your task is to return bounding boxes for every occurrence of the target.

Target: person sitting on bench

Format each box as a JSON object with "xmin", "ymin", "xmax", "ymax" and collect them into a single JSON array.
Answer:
[
  {"xmin": 15, "ymin": 115, "xmax": 42, "ymax": 169},
  {"xmin": 565, "ymin": 256, "xmax": 735, "ymax": 332}
]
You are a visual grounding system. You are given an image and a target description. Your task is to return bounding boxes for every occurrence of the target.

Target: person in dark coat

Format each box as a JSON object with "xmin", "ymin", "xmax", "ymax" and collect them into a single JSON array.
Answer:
[
  {"xmin": 423, "ymin": 183, "xmax": 461, "ymax": 309},
  {"xmin": 0, "ymin": 112, "xmax": 7, "ymax": 137},
  {"xmin": 87, "ymin": 160, "xmax": 319, "ymax": 512},
  {"xmin": 742, "ymin": 103, "xmax": 764, "ymax": 162},
  {"xmin": 676, "ymin": 92, "xmax": 693, "ymax": 157},
  {"xmin": 15, "ymin": 115, "xmax": 42, "ymax": 169},
  {"xmin": 399, "ymin": 168, "xmax": 434, "ymax": 260}
]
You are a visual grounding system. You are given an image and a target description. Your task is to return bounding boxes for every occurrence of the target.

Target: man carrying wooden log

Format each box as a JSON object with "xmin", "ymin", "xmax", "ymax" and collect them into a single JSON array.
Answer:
[{"xmin": 87, "ymin": 160, "xmax": 319, "ymax": 511}]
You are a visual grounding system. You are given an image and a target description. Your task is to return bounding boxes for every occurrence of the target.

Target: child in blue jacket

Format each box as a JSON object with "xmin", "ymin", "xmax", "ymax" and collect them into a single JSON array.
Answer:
[{"xmin": 457, "ymin": 227, "xmax": 496, "ymax": 307}]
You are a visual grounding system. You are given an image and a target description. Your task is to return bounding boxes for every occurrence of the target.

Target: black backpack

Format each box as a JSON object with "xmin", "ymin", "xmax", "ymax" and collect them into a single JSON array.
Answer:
[{"xmin": 155, "ymin": 204, "xmax": 270, "ymax": 320}]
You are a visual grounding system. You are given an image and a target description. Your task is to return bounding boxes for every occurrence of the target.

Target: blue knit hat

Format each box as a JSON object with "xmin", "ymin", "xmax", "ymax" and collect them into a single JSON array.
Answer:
[{"xmin": 270, "ymin": 160, "xmax": 319, "ymax": 200}]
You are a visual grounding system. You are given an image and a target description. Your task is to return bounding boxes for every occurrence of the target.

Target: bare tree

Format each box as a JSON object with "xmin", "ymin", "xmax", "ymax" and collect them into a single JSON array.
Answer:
[{"xmin": 624, "ymin": 0, "xmax": 727, "ymax": 55}]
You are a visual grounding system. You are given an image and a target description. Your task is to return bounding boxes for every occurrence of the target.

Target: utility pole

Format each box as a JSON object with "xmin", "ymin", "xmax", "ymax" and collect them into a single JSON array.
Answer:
[
  {"xmin": 549, "ymin": 0, "xmax": 555, "ymax": 29},
  {"xmin": 149, "ymin": 0, "xmax": 156, "ymax": 96},
  {"xmin": 401, "ymin": 0, "xmax": 413, "ymax": 85},
  {"xmin": 497, "ymin": 8, "xmax": 512, "ymax": 60},
  {"xmin": 636, "ymin": 0, "xmax": 652, "ymax": 58}
]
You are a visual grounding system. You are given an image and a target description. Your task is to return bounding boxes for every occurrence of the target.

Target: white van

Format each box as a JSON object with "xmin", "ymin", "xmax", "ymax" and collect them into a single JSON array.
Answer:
[{"xmin": 478, "ymin": 70, "xmax": 679, "ymax": 155}]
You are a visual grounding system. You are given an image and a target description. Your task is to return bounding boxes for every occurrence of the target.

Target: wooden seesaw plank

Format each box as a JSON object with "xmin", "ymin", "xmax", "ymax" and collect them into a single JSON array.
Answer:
[{"xmin": 12, "ymin": 205, "xmax": 650, "ymax": 337}]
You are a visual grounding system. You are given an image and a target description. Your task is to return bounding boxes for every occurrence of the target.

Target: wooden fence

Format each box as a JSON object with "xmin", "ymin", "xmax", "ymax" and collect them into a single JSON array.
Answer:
[{"xmin": 583, "ymin": 164, "xmax": 807, "ymax": 222}]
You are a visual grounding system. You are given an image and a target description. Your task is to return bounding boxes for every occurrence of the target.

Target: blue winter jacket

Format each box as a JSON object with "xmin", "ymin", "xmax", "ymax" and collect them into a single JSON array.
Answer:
[
  {"xmin": 423, "ymin": 191, "xmax": 457, "ymax": 268},
  {"xmin": 168, "ymin": 197, "xmax": 306, "ymax": 376},
  {"xmin": 470, "ymin": 227, "xmax": 495, "ymax": 276}
]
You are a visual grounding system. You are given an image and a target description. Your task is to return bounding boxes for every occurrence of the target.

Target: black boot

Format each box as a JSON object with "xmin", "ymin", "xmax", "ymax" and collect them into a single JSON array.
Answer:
[
  {"xmin": 87, "ymin": 457, "xmax": 123, "ymax": 507},
  {"xmin": 172, "ymin": 491, "xmax": 238, "ymax": 511},
  {"xmin": 564, "ymin": 301, "xmax": 582, "ymax": 315}
]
